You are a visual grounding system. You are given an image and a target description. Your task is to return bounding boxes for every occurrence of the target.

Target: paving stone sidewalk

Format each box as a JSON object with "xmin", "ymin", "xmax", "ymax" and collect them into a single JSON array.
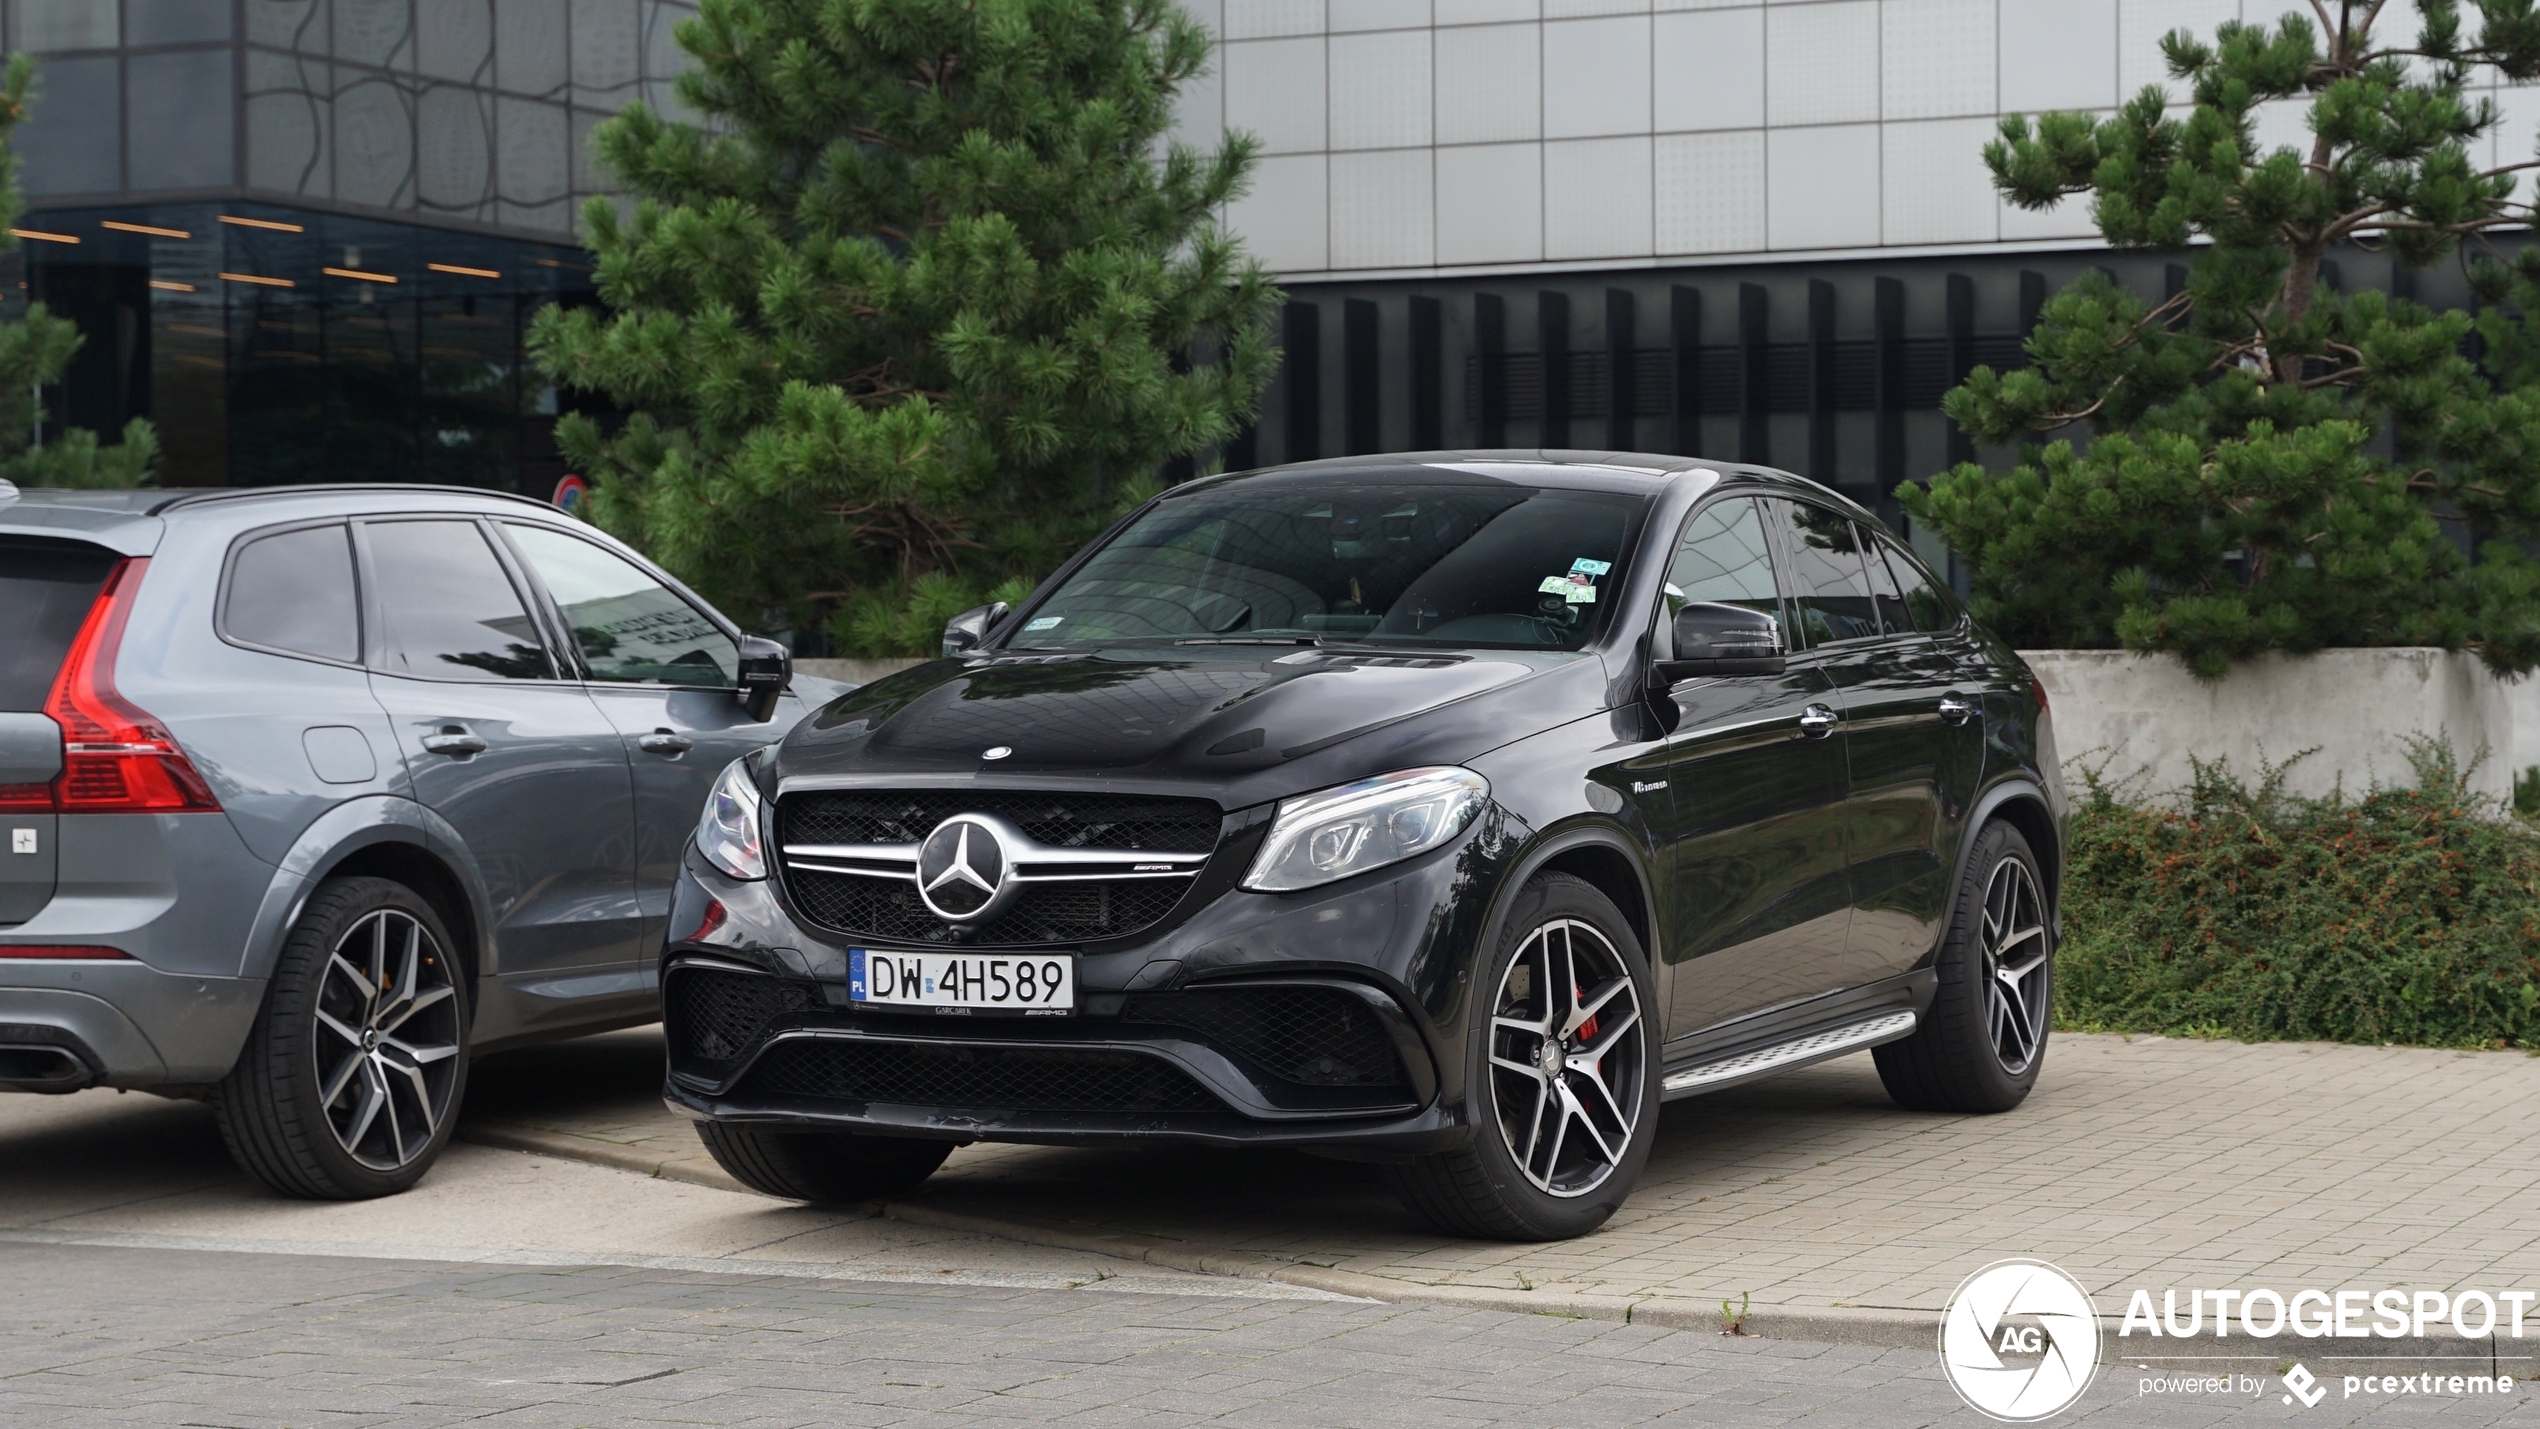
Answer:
[{"xmin": 456, "ymin": 1029, "xmax": 2540, "ymax": 1330}]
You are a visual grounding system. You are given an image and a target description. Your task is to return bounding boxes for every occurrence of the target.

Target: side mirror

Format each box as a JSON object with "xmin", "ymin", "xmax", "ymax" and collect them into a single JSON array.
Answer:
[
  {"xmin": 1655, "ymin": 602, "xmax": 1786, "ymax": 684},
  {"xmin": 941, "ymin": 602, "xmax": 1008, "ymax": 657},
  {"xmin": 736, "ymin": 635, "xmax": 790, "ymax": 722}
]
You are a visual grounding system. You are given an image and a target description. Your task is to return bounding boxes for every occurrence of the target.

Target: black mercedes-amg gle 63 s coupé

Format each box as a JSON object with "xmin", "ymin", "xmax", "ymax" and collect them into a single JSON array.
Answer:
[{"xmin": 660, "ymin": 452, "xmax": 2066, "ymax": 1240}]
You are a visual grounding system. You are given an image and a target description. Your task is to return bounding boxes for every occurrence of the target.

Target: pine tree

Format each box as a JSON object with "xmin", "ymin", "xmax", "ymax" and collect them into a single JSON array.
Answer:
[
  {"xmin": 0, "ymin": 55, "xmax": 158, "ymax": 489},
  {"xmin": 1901, "ymin": 1, "xmax": 2540, "ymax": 676},
  {"xmin": 529, "ymin": 0, "xmax": 1279, "ymax": 654}
]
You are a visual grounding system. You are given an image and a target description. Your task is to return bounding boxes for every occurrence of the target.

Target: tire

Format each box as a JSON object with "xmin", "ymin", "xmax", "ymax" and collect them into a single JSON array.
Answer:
[
  {"xmin": 1874, "ymin": 821, "xmax": 2054, "ymax": 1113},
  {"xmin": 697, "ymin": 1123, "xmax": 953, "ymax": 1204},
  {"xmin": 1387, "ymin": 872, "xmax": 1659, "ymax": 1241},
  {"xmin": 213, "ymin": 876, "xmax": 471, "ymax": 1199}
]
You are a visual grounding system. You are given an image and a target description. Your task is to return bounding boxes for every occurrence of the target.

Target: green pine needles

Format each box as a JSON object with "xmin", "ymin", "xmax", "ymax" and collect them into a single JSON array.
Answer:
[
  {"xmin": 1902, "ymin": 1, "xmax": 2540, "ymax": 676},
  {"xmin": 530, "ymin": 0, "xmax": 1280, "ymax": 654},
  {"xmin": 0, "ymin": 54, "xmax": 158, "ymax": 489}
]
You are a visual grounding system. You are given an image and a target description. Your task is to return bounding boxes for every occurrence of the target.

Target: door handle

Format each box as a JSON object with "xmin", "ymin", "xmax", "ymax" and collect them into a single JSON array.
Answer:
[
  {"xmin": 638, "ymin": 729, "xmax": 694, "ymax": 756},
  {"xmin": 1796, "ymin": 704, "xmax": 1838, "ymax": 738},
  {"xmin": 1938, "ymin": 693, "xmax": 1977, "ymax": 725},
  {"xmin": 421, "ymin": 727, "xmax": 487, "ymax": 757}
]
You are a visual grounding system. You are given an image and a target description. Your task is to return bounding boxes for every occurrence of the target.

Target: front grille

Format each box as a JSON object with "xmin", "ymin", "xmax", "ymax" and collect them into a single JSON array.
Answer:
[
  {"xmin": 1125, "ymin": 987, "xmax": 1409, "ymax": 1089},
  {"xmin": 786, "ymin": 871, "xmax": 1192, "ymax": 945},
  {"xmin": 667, "ymin": 968, "xmax": 811, "ymax": 1063},
  {"xmin": 777, "ymin": 789, "xmax": 1222, "ymax": 946},
  {"xmin": 781, "ymin": 791, "xmax": 1219, "ymax": 853},
  {"xmin": 744, "ymin": 1038, "xmax": 1222, "ymax": 1113}
]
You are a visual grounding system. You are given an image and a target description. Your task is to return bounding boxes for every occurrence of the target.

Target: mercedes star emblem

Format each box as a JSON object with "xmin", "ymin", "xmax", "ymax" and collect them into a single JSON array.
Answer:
[{"xmin": 915, "ymin": 813, "xmax": 1017, "ymax": 922}]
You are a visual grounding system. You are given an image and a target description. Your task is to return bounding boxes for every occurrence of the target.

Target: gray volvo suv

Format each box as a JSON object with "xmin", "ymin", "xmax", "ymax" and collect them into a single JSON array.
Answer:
[{"xmin": 0, "ymin": 482, "xmax": 832, "ymax": 1198}]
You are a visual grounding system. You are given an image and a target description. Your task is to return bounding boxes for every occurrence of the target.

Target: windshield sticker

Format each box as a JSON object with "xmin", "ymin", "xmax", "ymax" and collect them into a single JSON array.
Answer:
[
  {"xmin": 1024, "ymin": 616, "xmax": 1064, "ymax": 632},
  {"xmin": 1564, "ymin": 585, "xmax": 1597, "ymax": 604},
  {"xmin": 1570, "ymin": 558, "xmax": 1612, "ymax": 576},
  {"xmin": 1538, "ymin": 576, "xmax": 1576, "ymax": 594}
]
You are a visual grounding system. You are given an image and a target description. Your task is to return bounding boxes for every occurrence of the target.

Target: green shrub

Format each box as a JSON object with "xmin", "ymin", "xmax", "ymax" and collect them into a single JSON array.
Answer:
[{"xmin": 2056, "ymin": 746, "xmax": 2540, "ymax": 1049}]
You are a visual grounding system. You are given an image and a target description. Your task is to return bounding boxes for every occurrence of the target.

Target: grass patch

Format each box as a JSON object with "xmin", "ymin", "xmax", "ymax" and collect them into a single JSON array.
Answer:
[{"xmin": 2055, "ymin": 744, "xmax": 2540, "ymax": 1050}]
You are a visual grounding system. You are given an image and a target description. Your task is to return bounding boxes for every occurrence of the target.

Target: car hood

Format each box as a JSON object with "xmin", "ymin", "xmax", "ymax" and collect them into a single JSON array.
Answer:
[{"xmin": 776, "ymin": 646, "xmax": 1608, "ymax": 809}]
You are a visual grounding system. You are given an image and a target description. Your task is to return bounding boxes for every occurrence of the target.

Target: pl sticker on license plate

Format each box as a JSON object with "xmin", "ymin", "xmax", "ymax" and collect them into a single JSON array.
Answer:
[{"xmin": 848, "ymin": 948, "xmax": 1076, "ymax": 1015}]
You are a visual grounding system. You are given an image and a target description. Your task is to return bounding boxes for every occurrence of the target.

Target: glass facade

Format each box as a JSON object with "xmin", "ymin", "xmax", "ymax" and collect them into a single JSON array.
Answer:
[
  {"xmin": 6, "ymin": 201, "xmax": 597, "ymax": 490},
  {"xmin": 2, "ymin": 0, "xmax": 699, "ymax": 492}
]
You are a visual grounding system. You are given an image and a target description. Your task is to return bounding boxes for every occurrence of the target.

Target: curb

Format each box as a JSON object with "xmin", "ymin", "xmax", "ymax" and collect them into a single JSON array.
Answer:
[{"xmin": 456, "ymin": 1119, "xmax": 1940, "ymax": 1347}]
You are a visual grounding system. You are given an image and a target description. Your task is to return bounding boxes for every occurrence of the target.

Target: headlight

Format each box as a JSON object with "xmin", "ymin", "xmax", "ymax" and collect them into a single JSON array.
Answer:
[
  {"xmin": 1242, "ymin": 767, "xmax": 1489, "ymax": 892},
  {"xmin": 696, "ymin": 757, "xmax": 767, "ymax": 881}
]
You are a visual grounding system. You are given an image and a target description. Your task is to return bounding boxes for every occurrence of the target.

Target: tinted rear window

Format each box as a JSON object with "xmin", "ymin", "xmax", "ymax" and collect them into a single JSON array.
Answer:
[
  {"xmin": 0, "ymin": 538, "xmax": 118, "ymax": 710},
  {"xmin": 224, "ymin": 524, "xmax": 360, "ymax": 662}
]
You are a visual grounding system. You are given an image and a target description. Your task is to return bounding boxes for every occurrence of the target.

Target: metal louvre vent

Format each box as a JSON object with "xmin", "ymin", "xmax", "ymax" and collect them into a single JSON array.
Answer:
[
  {"xmin": 776, "ymin": 789, "xmax": 1223, "ymax": 946},
  {"xmin": 744, "ymin": 1038, "xmax": 1223, "ymax": 1113},
  {"xmin": 1125, "ymin": 987, "xmax": 1409, "ymax": 1090},
  {"xmin": 667, "ymin": 968, "xmax": 812, "ymax": 1064},
  {"xmin": 781, "ymin": 791, "xmax": 1219, "ymax": 853}
]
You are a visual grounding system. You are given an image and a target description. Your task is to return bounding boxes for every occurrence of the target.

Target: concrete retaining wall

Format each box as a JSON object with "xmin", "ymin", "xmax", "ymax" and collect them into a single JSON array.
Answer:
[{"xmin": 2021, "ymin": 648, "xmax": 2524, "ymax": 804}]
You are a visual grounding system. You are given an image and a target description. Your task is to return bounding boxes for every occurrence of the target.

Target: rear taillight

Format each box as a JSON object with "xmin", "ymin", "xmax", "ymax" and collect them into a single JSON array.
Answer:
[
  {"xmin": 2030, "ymin": 676, "xmax": 2050, "ymax": 716},
  {"xmin": 33, "ymin": 559, "xmax": 219, "ymax": 814}
]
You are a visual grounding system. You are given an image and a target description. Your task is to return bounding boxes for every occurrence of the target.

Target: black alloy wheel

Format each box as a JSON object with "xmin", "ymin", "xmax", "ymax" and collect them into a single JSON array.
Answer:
[
  {"xmin": 1874, "ymin": 821, "xmax": 2054, "ymax": 1113},
  {"xmin": 1388, "ymin": 872, "xmax": 1658, "ymax": 1240}
]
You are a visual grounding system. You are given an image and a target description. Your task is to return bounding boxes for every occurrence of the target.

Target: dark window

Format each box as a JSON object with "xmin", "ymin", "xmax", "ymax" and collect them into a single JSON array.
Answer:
[
  {"xmin": 1879, "ymin": 538, "xmax": 1957, "ymax": 634},
  {"xmin": 224, "ymin": 524, "xmax": 359, "ymax": 662},
  {"xmin": 505, "ymin": 524, "xmax": 738, "ymax": 687},
  {"xmin": 1663, "ymin": 497, "xmax": 1785, "ymax": 641},
  {"xmin": 364, "ymin": 520, "xmax": 554, "ymax": 681},
  {"xmin": 1861, "ymin": 529, "xmax": 1911, "ymax": 635},
  {"xmin": 1765, "ymin": 501, "xmax": 1880, "ymax": 646},
  {"xmin": 0, "ymin": 538, "xmax": 117, "ymax": 711},
  {"xmin": 1018, "ymin": 481, "xmax": 1643, "ymax": 652}
]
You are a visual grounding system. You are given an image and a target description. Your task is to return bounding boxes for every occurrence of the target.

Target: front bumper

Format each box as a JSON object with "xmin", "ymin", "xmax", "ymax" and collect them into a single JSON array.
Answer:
[{"xmin": 659, "ymin": 815, "xmax": 1507, "ymax": 1151}]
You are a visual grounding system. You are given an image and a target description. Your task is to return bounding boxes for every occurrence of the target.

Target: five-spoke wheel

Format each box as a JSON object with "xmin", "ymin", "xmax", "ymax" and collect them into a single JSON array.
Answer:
[
  {"xmin": 1874, "ymin": 821, "xmax": 2053, "ymax": 1113},
  {"xmin": 215, "ymin": 877, "xmax": 472, "ymax": 1199},
  {"xmin": 1486, "ymin": 917, "xmax": 1646, "ymax": 1198},
  {"xmin": 1980, "ymin": 856, "xmax": 2050, "ymax": 1077},
  {"xmin": 1389, "ymin": 872, "xmax": 1658, "ymax": 1239},
  {"xmin": 314, "ymin": 907, "xmax": 464, "ymax": 1172}
]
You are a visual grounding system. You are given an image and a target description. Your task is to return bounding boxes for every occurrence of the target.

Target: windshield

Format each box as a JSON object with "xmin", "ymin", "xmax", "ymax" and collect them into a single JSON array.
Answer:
[{"xmin": 1011, "ymin": 481, "xmax": 1643, "ymax": 651}]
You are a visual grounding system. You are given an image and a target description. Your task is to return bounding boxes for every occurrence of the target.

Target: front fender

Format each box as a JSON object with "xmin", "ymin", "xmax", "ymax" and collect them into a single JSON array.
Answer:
[{"xmin": 240, "ymin": 794, "xmax": 498, "ymax": 982}]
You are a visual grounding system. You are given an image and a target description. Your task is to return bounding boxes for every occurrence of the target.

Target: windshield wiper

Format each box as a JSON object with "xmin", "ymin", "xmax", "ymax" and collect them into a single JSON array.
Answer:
[{"xmin": 1172, "ymin": 635, "xmax": 1319, "ymax": 646}]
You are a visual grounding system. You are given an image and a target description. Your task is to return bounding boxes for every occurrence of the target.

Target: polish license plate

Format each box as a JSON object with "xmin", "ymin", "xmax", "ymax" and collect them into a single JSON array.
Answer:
[{"xmin": 848, "ymin": 949, "xmax": 1075, "ymax": 1015}]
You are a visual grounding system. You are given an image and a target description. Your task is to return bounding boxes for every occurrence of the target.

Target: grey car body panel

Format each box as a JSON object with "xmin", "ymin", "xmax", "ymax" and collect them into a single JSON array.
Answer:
[
  {"xmin": 0, "ymin": 715, "xmax": 64, "ymax": 924},
  {"xmin": 0, "ymin": 484, "xmax": 832, "ymax": 1089}
]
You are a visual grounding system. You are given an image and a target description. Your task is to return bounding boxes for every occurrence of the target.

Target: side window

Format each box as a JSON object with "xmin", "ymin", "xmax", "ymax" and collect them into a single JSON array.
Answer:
[
  {"xmin": 1880, "ymin": 538, "xmax": 1957, "ymax": 634},
  {"xmin": 364, "ymin": 520, "xmax": 556, "ymax": 681},
  {"xmin": 1663, "ymin": 498, "xmax": 1784, "ymax": 639},
  {"xmin": 222, "ymin": 524, "xmax": 360, "ymax": 663},
  {"xmin": 1861, "ymin": 532, "xmax": 1911, "ymax": 635},
  {"xmin": 1762, "ymin": 500, "xmax": 1881, "ymax": 646},
  {"xmin": 505, "ymin": 524, "xmax": 740, "ymax": 687}
]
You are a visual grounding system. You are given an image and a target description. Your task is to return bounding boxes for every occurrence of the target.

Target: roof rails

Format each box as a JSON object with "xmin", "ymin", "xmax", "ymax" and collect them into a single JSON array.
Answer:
[{"xmin": 149, "ymin": 484, "xmax": 559, "ymax": 517}]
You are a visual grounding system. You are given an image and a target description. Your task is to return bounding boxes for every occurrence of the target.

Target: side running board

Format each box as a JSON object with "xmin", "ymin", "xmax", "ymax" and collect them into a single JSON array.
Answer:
[{"xmin": 1660, "ymin": 1010, "xmax": 1917, "ymax": 1099}]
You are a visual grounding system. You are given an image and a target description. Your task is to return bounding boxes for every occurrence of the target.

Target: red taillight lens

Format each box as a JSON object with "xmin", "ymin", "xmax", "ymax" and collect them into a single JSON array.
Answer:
[
  {"xmin": 0, "ymin": 945, "xmax": 132, "ymax": 960},
  {"xmin": 2030, "ymin": 676, "xmax": 2049, "ymax": 715},
  {"xmin": 38, "ymin": 558, "xmax": 220, "ymax": 814}
]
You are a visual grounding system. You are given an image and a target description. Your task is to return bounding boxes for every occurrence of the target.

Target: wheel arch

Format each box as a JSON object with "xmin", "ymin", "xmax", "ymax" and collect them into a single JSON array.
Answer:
[
  {"xmin": 243, "ymin": 796, "xmax": 497, "ymax": 993},
  {"xmin": 1469, "ymin": 821, "xmax": 1663, "ymax": 1018},
  {"xmin": 1952, "ymin": 779, "xmax": 2063, "ymax": 938}
]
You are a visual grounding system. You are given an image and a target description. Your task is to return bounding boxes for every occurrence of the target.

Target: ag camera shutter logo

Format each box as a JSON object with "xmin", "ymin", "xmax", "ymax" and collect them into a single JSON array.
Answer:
[{"xmin": 1939, "ymin": 1259, "xmax": 2103, "ymax": 1421}]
